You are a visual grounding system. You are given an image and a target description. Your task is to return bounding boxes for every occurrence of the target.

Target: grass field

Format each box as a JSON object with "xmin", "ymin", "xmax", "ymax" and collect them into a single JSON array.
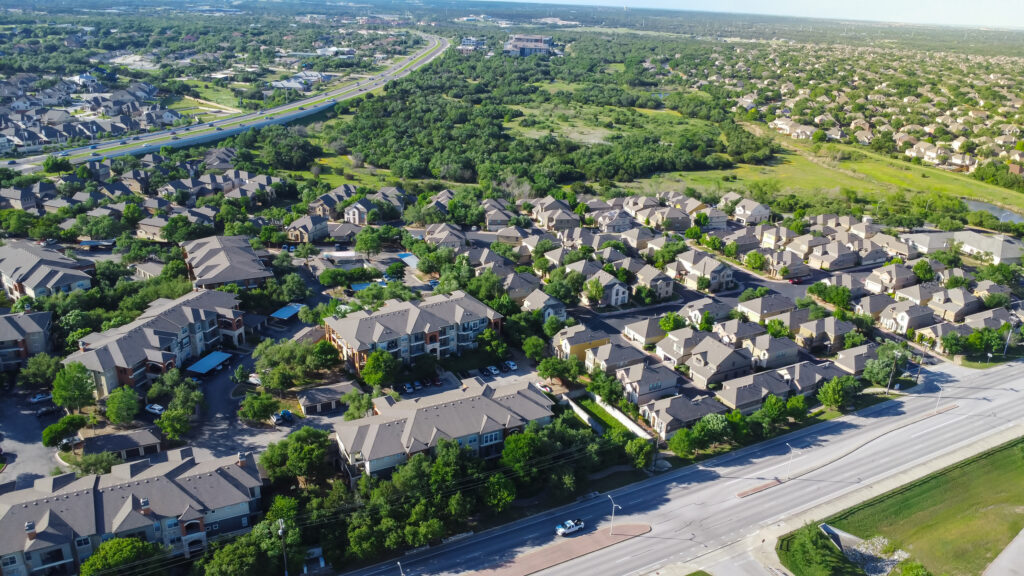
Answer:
[
  {"xmin": 577, "ymin": 398, "xmax": 628, "ymax": 434},
  {"xmin": 827, "ymin": 437, "xmax": 1024, "ymax": 575},
  {"xmin": 183, "ymin": 80, "xmax": 241, "ymax": 110}
]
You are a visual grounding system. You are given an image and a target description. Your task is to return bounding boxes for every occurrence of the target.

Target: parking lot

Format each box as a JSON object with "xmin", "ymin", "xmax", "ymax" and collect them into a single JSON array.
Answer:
[{"xmin": 0, "ymin": 388, "xmax": 60, "ymax": 489}]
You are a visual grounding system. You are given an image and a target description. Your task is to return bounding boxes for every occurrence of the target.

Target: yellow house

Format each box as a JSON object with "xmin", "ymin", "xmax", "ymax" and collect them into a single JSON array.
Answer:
[{"xmin": 554, "ymin": 325, "xmax": 610, "ymax": 361}]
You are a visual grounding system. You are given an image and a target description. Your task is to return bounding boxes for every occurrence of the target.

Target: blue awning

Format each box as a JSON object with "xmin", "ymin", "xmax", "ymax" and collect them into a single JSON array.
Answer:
[
  {"xmin": 185, "ymin": 351, "xmax": 232, "ymax": 375},
  {"xmin": 270, "ymin": 303, "xmax": 304, "ymax": 320}
]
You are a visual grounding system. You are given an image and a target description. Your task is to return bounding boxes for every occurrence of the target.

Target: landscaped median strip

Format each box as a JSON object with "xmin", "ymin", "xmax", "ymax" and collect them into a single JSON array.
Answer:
[{"xmin": 467, "ymin": 524, "xmax": 651, "ymax": 576}]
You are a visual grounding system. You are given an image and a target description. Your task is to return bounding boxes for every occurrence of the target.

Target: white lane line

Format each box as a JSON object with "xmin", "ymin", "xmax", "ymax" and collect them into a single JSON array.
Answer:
[{"xmin": 910, "ymin": 414, "xmax": 969, "ymax": 438}]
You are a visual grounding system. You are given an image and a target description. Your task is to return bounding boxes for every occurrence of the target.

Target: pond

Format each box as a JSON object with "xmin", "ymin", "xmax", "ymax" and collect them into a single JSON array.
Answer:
[{"xmin": 964, "ymin": 199, "xmax": 1024, "ymax": 224}]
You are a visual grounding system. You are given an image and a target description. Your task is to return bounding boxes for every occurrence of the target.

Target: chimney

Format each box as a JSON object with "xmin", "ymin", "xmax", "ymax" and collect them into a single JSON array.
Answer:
[
  {"xmin": 236, "ymin": 452, "xmax": 246, "ymax": 467},
  {"xmin": 140, "ymin": 497, "xmax": 150, "ymax": 515},
  {"xmin": 25, "ymin": 521, "xmax": 36, "ymax": 540}
]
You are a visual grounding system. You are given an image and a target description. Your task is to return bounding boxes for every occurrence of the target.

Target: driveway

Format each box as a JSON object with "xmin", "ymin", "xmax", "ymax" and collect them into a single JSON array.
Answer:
[{"xmin": 0, "ymin": 388, "xmax": 59, "ymax": 488}]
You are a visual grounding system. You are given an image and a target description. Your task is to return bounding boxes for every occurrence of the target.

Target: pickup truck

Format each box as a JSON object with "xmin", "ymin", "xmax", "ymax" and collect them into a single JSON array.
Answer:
[{"xmin": 555, "ymin": 519, "xmax": 584, "ymax": 536}]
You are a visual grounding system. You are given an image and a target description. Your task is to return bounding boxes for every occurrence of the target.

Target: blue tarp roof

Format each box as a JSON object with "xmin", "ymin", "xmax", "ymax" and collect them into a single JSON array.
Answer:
[
  {"xmin": 186, "ymin": 351, "xmax": 232, "ymax": 375},
  {"xmin": 270, "ymin": 303, "xmax": 304, "ymax": 320}
]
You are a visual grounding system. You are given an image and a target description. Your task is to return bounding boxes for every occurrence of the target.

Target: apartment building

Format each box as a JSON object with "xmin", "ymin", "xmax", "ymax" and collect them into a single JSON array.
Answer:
[
  {"xmin": 181, "ymin": 236, "xmax": 274, "ymax": 290},
  {"xmin": 0, "ymin": 240, "xmax": 94, "ymax": 299},
  {"xmin": 0, "ymin": 311, "xmax": 51, "ymax": 371}
]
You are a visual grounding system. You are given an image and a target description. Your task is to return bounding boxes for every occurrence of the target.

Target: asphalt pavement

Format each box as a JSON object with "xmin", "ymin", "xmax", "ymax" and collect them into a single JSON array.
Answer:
[
  {"xmin": 0, "ymin": 387, "xmax": 60, "ymax": 489},
  {"xmin": 340, "ymin": 359, "xmax": 1024, "ymax": 576}
]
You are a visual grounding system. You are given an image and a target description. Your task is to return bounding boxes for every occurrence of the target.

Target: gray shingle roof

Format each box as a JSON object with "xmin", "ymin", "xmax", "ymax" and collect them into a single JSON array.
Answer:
[{"xmin": 182, "ymin": 235, "xmax": 274, "ymax": 288}]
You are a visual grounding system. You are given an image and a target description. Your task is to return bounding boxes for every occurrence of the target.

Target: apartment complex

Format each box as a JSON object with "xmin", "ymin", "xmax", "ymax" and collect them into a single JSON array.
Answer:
[
  {"xmin": 0, "ymin": 311, "xmax": 51, "ymax": 371},
  {"xmin": 64, "ymin": 291, "xmax": 245, "ymax": 397},
  {"xmin": 335, "ymin": 380, "xmax": 554, "ymax": 475},
  {"xmin": 0, "ymin": 449, "xmax": 264, "ymax": 575},
  {"xmin": 182, "ymin": 235, "xmax": 274, "ymax": 290},
  {"xmin": 0, "ymin": 240, "xmax": 94, "ymax": 299},
  {"xmin": 324, "ymin": 291, "xmax": 502, "ymax": 373}
]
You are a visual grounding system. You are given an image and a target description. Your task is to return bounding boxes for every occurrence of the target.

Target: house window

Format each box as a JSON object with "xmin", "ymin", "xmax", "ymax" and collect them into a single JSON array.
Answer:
[
  {"xmin": 2, "ymin": 556, "xmax": 17, "ymax": 567},
  {"xmin": 167, "ymin": 520, "xmax": 179, "ymax": 530},
  {"xmin": 153, "ymin": 522, "xmax": 161, "ymax": 532},
  {"xmin": 241, "ymin": 517, "xmax": 248, "ymax": 528},
  {"xmin": 75, "ymin": 537, "xmax": 90, "ymax": 548}
]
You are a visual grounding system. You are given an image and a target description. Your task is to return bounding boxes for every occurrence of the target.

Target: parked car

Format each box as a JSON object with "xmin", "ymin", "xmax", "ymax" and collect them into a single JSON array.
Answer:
[
  {"xmin": 504, "ymin": 360, "xmax": 518, "ymax": 371},
  {"xmin": 555, "ymin": 519, "xmax": 585, "ymax": 536},
  {"xmin": 413, "ymin": 380, "xmax": 423, "ymax": 390},
  {"xmin": 145, "ymin": 404, "xmax": 165, "ymax": 415},
  {"xmin": 248, "ymin": 373, "xmax": 262, "ymax": 385},
  {"xmin": 499, "ymin": 363, "xmax": 510, "ymax": 373},
  {"xmin": 403, "ymin": 382, "xmax": 415, "ymax": 394},
  {"xmin": 35, "ymin": 404, "xmax": 62, "ymax": 418},
  {"xmin": 485, "ymin": 365, "xmax": 501, "ymax": 376},
  {"xmin": 271, "ymin": 410, "xmax": 293, "ymax": 425},
  {"xmin": 28, "ymin": 393, "xmax": 52, "ymax": 404}
]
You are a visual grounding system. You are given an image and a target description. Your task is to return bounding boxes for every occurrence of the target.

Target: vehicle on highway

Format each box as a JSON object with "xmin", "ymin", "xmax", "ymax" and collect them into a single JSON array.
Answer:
[
  {"xmin": 271, "ymin": 410, "xmax": 293, "ymax": 425},
  {"xmin": 504, "ymin": 360, "xmax": 518, "ymax": 371},
  {"xmin": 89, "ymin": 145, "xmax": 97, "ymax": 149},
  {"xmin": 145, "ymin": 404, "xmax": 165, "ymax": 415},
  {"xmin": 6, "ymin": 160, "xmax": 15, "ymax": 165},
  {"xmin": 170, "ymin": 136, "xmax": 179, "ymax": 140},
  {"xmin": 215, "ymin": 127, "xmax": 223, "ymax": 131},
  {"xmin": 29, "ymin": 393, "xmax": 52, "ymax": 404},
  {"xmin": 132, "ymin": 136, "xmax": 140, "ymax": 140},
  {"xmin": 118, "ymin": 140, "xmax": 127, "ymax": 145},
  {"xmin": 90, "ymin": 152, "xmax": 99, "ymax": 156},
  {"xmin": 169, "ymin": 131, "xmax": 176, "ymax": 135},
  {"xmin": 58, "ymin": 152, "xmax": 68, "ymax": 157},
  {"xmin": 555, "ymin": 519, "xmax": 585, "ymax": 536},
  {"xmin": 297, "ymin": 106, "xmax": 305, "ymax": 110},
  {"xmin": 264, "ymin": 115, "xmax": 273, "ymax": 120},
  {"xmin": 485, "ymin": 365, "xmax": 501, "ymax": 377}
]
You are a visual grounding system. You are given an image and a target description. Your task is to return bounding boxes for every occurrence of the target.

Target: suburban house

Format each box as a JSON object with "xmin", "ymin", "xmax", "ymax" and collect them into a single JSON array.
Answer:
[
  {"xmin": 623, "ymin": 318, "xmax": 666, "ymax": 347},
  {"xmin": 0, "ymin": 449, "xmax": 264, "ymax": 574},
  {"xmin": 181, "ymin": 236, "xmax": 273, "ymax": 290},
  {"xmin": 880, "ymin": 301, "xmax": 936, "ymax": 335},
  {"xmin": 635, "ymin": 265, "xmax": 674, "ymax": 301},
  {"xmin": 581, "ymin": 270, "xmax": 629, "ymax": 308},
  {"xmin": 686, "ymin": 338, "xmax": 754, "ymax": 388},
  {"xmin": 0, "ymin": 240, "xmax": 94, "ymax": 299},
  {"xmin": 715, "ymin": 371, "xmax": 791, "ymax": 414},
  {"xmin": 655, "ymin": 327, "xmax": 711, "ymax": 365},
  {"xmin": 286, "ymin": 214, "xmax": 328, "ymax": 243},
  {"xmin": 335, "ymin": 380, "xmax": 554, "ymax": 475},
  {"xmin": 553, "ymin": 325, "xmax": 611, "ymax": 361},
  {"xmin": 675, "ymin": 252, "xmax": 734, "ymax": 291},
  {"xmin": 343, "ymin": 198, "xmax": 375, "ymax": 225},
  {"xmin": 585, "ymin": 342, "xmax": 646, "ymax": 373},
  {"xmin": 641, "ymin": 394, "xmax": 727, "ymax": 441},
  {"xmin": 927, "ymin": 288, "xmax": 983, "ymax": 322},
  {"xmin": 597, "ymin": 210, "xmax": 635, "ymax": 234},
  {"xmin": 424, "ymin": 223, "xmax": 467, "ymax": 251},
  {"xmin": 521, "ymin": 289, "xmax": 566, "ymax": 322},
  {"xmin": 864, "ymin": 264, "xmax": 917, "ymax": 294},
  {"xmin": 835, "ymin": 343, "xmax": 878, "ymax": 374},
  {"xmin": 308, "ymin": 186, "xmax": 357, "ymax": 219},
  {"xmin": 325, "ymin": 291, "xmax": 502, "ymax": 373},
  {"xmin": 713, "ymin": 319, "xmax": 767, "ymax": 349},
  {"xmin": 681, "ymin": 297, "xmax": 732, "ymax": 326},
  {"xmin": 297, "ymin": 381, "xmax": 359, "ymax": 416},
  {"xmin": 795, "ymin": 317, "xmax": 855, "ymax": 351},
  {"xmin": 64, "ymin": 291, "xmax": 246, "ymax": 397},
  {"xmin": 855, "ymin": 293, "xmax": 897, "ymax": 320},
  {"xmin": 733, "ymin": 199, "xmax": 770, "ymax": 225},
  {"xmin": 616, "ymin": 361, "xmax": 679, "ymax": 405},
  {"xmin": 0, "ymin": 311, "xmax": 52, "ymax": 371},
  {"xmin": 894, "ymin": 282, "xmax": 942, "ymax": 306},
  {"xmin": 736, "ymin": 294, "xmax": 796, "ymax": 323},
  {"xmin": 81, "ymin": 427, "xmax": 162, "ymax": 461},
  {"xmin": 743, "ymin": 334, "xmax": 800, "ymax": 370}
]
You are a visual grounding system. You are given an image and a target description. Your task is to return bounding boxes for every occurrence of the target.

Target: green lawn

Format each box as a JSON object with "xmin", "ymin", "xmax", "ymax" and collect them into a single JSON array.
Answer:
[
  {"xmin": 183, "ymin": 80, "xmax": 241, "ymax": 110},
  {"xmin": 827, "ymin": 437, "xmax": 1024, "ymax": 576},
  {"xmin": 577, "ymin": 398, "xmax": 628, "ymax": 433}
]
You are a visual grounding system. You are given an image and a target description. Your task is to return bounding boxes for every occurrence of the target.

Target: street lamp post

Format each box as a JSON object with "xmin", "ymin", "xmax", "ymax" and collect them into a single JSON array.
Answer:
[
  {"xmin": 277, "ymin": 519, "xmax": 289, "ymax": 576},
  {"xmin": 397, "ymin": 561, "xmax": 406, "ymax": 576},
  {"xmin": 607, "ymin": 494, "xmax": 622, "ymax": 536},
  {"xmin": 987, "ymin": 352, "xmax": 993, "ymax": 365},
  {"xmin": 934, "ymin": 383, "xmax": 943, "ymax": 414},
  {"xmin": 885, "ymin": 351, "xmax": 902, "ymax": 395},
  {"xmin": 786, "ymin": 442, "xmax": 800, "ymax": 481},
  {"xmin": 1003, "ymin": 320, "xmax": 1018, "ymax": 356}
]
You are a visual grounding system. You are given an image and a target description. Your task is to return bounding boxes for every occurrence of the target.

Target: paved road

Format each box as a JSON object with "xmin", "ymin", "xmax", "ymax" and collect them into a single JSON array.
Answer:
[
  {"xmin": 6, "ymin": 33, "xmax": 449, "ymax": 171},
  {"xmin": 0, "ymin": 387, "xmax": 60, "ymax": 489},
  {"xmin": 341, "ymin": 360, "xmax": 1024, "ymax": 576}
]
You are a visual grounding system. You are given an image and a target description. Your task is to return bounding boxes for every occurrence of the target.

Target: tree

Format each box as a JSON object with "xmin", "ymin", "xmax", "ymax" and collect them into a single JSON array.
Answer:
[
  {"xmin": 752, "ymin": 394, "xmax": 786, "ymax": 435},
  {"xmin": 260, "ymin": 426, "xmax": 332, "ymax": 483},
  {"xmin": 744, "ymin": 251, "xmax": 766, "ymax": 271},
  {"xmin": 238, "ymin": 393, "xmax": 280, "ymax": 422},
  {"xmin": 485, "ymin": 474, "xmax": 516, "ymax": 513},
  {"xmin": 739, "ymin": 286, "xmax": 770, "ymax": 302},
  {"xmin": 697, "ymin": 276, "xmax": 711, "ymax": 291},
  {"xmin": 698, "ymin": 311, "xmax": 714, "ymax": 332},
  {"xmin": 79, "ymin": 538, "xmax": 162, "ymax": 576},
  {"xmin": 386, "ymin": 261, "xmax": 407, "ymax": 279},
  {"xmin": 765, "ymin": 319, "xmax": 790, "ymax": 339},
  {"xmin": 984, "ymin": 292, "xmax": 1011, "ymax": 309},
  {"xmin": 68, "ymin": 451, "xmax": 121, "ymax": 476},
  {"xmin": 354, "ymin": 229, "xmax": 382, "ymax": 258},
  {"xmin": 543, "ymin": 315, "xmax": 566, "ymax": 338},
  {"xmin": 537, "ymin": 357, "xmax": 580, "ymax": 384},
  {"xmin": 941, "ymin": 332, "xmax": 965, "ymax": 356},
  {"xmin": 156, "ymin": 408, "xmax": 191, "ymax": 440},
  {"xmin": 817, "ymin": 377, "xmax": 847, "ymax": 410},
  {"xmin": 18, "ymin": 353, "xmax": 61, "ymax": 388},
  {"xmin": 500, "ymin": 430, "xmax": 544, "ymax": 486},
  {"xmin": 311, "ymin": 340, "xmax": 340, "ymax": 369},
  {"xmin": 625, "ymin": 437, "xmax": 653, "ymax": 469},
  {"xmin": 692, "ymin": 413, "xmax": 730, "ymax": 448},
  {"xmin": 668, "ymin": 428, "xmax": 695, "ymax": 457},
  {"xmin": 342, "ymin": 390, "xmax": 373, "ymax": 420},
  {"xmin": 912, "ymin": 259, "xmax": 935, "ymax": 282},
  {"xmin": 43, "ymin": 155, "xmax": 73, "ymax": 173},
  {"xmin": 52, "ymin": 362, "xmax": 96, "ymax": 413},
  {"xmin": 362, "ymin": 349, "xmax": 400, "ymax": 388},
  {"xmin": 522, "ymin": 335, "xmax": 547, "ymax": 363},
  {"xmin": 584, "ymin": 277, "xmax": 605, "ymax": 304},
  {"xmin": 659, "ymin": 312, "xmax": 686, "ymax": 332},
  {"xmin": 42, "ymin": 414, "xmax": 87, "ymax": 447},
  {"xmin": 294, "ymin": 243, "xmax": 319, "ymax": 259},
  {"xmin": 105, "ymin": 386, "xmax": 139, "ymax": 427},
  {"xmin": 200, "ymin": 536, "xmax": 268, "ymax": 576},
  {"xmin": 477, "ymin": 327, "xmax": 508, "ymax": 361},
  {"xmin": 786, "ymin": 395, "xmax": 807, "ymax": 419}
]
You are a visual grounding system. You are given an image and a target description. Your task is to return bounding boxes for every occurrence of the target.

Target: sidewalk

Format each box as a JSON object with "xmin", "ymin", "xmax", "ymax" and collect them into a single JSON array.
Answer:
[
  {"xmin": 983, "ymin": 527, "xmax": 1024, "ymax": 576},
  {"xmin": 469, "ymin": 524, "xmax": 651, "ymax": 576}
]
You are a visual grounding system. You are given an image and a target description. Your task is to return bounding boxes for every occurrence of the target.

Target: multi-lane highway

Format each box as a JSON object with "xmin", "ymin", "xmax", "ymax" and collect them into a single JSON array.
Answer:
[
  {"xmin": 7, "ymin": 33, "xmax": 449, "ymax": 172},
  {"xmin": 343, "ymin": 360, "xmax": 1024, "ymax": 576}
]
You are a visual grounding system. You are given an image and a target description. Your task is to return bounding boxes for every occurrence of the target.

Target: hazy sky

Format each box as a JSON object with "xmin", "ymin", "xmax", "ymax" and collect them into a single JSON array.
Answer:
[{"xmin": 489, "ymin": 0, "xmax": 1024, "ymax": 29}]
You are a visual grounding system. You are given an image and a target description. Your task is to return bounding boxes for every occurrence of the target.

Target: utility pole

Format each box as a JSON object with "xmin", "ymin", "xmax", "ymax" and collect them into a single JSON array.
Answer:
[
  {"xmin": 885, "ymin": 351, "xmax": 902, "ymax": 395},
  {"xmin": 397, "ymin": 561, "xmax": 406, "ymax": 576},
  {"xmin": 277, "ymin": 519, "xmax": 289, "ymax": 576},
  {"xmin": 607, "ymin": 494, "xmax": 622, "ymax": 535},
  {"xmin": 786, "ymin": 442, "xmax": 800, "ymax": 481}
]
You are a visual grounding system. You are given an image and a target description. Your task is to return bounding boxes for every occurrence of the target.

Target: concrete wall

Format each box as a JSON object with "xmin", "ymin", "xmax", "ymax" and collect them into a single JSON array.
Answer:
[
  {"xmin": 589, "ymin": 393, "xmax": 654, "ymax": 441},
  {"xmin": 564, "ymin": 397, "xmax": 604, "ymax": 435}
]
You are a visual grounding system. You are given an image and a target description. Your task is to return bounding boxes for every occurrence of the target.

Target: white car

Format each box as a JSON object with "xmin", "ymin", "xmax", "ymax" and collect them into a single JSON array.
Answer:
[
  {"xmin": 145, "ymin": 404, "xmax": 165, "ymax": 416},
  {"xmin": 29, "ymin": 393, "xmax": 52, "ymax": 404},
  {"xmin": 485, "ymin": 365, "xmax": 501, "ymax": 376},
  {"xmin": 504, "ymin": 360, "xmax": 518, "ymax": 371},
  {"xmin": 555, "ymin": 519, "xmax": 585, "ymax": 536},
  {"xmin": 248, "ymin": 373, "xmax": 262, "ymax": 385}
]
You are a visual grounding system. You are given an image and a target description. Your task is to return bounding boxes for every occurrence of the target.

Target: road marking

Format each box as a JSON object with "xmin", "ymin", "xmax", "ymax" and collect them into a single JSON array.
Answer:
[{"xmin": 910, "ymin": 413, "xmax": 968, "ymax": 438}]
